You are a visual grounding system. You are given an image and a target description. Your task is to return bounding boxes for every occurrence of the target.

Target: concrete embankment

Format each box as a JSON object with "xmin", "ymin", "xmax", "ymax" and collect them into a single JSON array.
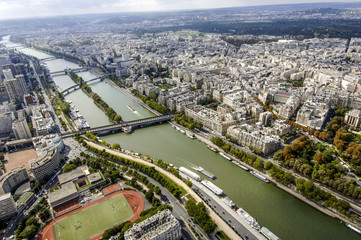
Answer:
[{"xmin": 172, "ymin": 123, "xmax": 361, "ymax": 229}]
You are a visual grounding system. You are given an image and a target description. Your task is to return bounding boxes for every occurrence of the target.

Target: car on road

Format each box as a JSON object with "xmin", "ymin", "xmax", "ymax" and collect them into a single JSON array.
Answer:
[
  {"xmin": 222, "ymin": 211, "xmax": 225, "ymax": 214},
  {"xmin": 243, "ymin": 236, "xmax": 249, "ymax": 240},
  {"xmin": 228, "ymin": 219, "xmax": 231, "ymax": 223}
]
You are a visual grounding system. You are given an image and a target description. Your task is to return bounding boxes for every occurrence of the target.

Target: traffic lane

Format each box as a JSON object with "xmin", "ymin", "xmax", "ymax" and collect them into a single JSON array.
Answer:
[
  {"xmin": 178, "ymin": 218, "xmax": 198, "ymax": 240},
  {"xmin": 195, "ymin": 187, "xmax": 257, "ymax": 240}
]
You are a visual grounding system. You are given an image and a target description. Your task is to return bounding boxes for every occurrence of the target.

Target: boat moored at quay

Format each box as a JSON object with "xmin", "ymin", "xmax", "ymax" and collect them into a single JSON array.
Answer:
[
  {"xmin": 232, "ymin": 160, "xmax": 249, "ymax": 171},
  {"xmin": 236, "ymin": 207, "xmax": 261, "ymax": 230},
  {"xmin": 201, "ymin": 180, "xmax": 223, "ymax": 196},
  {"xmin": 220, "ymin": 152, "xmax": 231, "ymax": 161},
  {"xmin": 186, "ymin": 132, "xmax": 196, "ymax": 139},
  {"xmin": 195, "ymin": 166, "xmax": 216, "ymax": 180},
  {"xmin": 222, "ymin": 197, "xmax": 236, "ymax": 208},
  {"xmin": 346, "ymin": 223, "xmax": 361, "ymax": 235},
  {"xmin": 179, "ymin": 167, "xmax": 201, "ymax": 181},
  {"xmin": 250, "ymin": 171, "xmax": 269, "ymax": 183},
  {"xmin": 207, "ymin": 145, "xmax": 218, "ymax": 152},
  {"xmin": 260, "ymin": 227, "xmax": 281, "ymax": 240}
]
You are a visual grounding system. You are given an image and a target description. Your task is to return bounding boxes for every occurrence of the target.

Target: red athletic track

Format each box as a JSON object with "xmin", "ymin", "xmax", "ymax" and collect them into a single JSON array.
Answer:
[
  {"xmin": 38, "ymin": 190, "xmax": 144, "ymax": 240},
  {"xmin": 102, "ymin": 184, "xmax": 121, "ymax": 196}
]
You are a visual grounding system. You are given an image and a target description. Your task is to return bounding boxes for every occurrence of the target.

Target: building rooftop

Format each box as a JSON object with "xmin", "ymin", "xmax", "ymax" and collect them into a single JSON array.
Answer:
[
  {"xmin": 58, "ymin": 167, "xmax": 85, "ymax": 185},
  {"xmin": 16, "ymin": 192, "xmax": 34, "ymax": 206},
  {"xmin": 30, "ymin": 149, "xmax": 57, "ymax": 168},
  {"xmin": 88, "ymin": 172, "xmax": 102, "ymax": 184},
  {"xmin": 48, "ymin": 182, "xmax": 77, "ymax": 204},
  {"xmin": 0, "ymin": 192, "xmax": 12, "ymax": 201}
]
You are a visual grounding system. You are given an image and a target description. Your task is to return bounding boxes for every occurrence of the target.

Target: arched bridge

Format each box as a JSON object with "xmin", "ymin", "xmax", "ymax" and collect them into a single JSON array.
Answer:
[
  {"xmin": 61, "ymin": 76, "xmax": 106, "ymax": 95},
  {"xmin": 61, "ymin": 114, "xmax": 173, "ymax": 138},
  {"xmin": 50, "ymin": 67, "xmax": 90, "ymax": 76}
]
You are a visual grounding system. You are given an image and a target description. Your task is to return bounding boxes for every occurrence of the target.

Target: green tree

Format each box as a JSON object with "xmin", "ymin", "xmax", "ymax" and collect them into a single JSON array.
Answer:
[
  {"xmin": 112, "ymin": 143, "xmax": 120, "ymax": 150},
  {"xmin": 149, "ymin": 92, "xmax": 157, "ymax": 101},
  {"xmin": 62, "ymin": 163, "xmax": 77, "ymax": 173},
  {"xmin": 114, "ymin": 115, "xmax": 122, "ymax": 123}
]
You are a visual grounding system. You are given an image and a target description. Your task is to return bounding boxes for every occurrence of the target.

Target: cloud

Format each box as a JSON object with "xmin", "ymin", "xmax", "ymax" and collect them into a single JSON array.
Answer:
[{"xmin": 0, "ymin": 0, "xmax": 360, "ymax": 20}]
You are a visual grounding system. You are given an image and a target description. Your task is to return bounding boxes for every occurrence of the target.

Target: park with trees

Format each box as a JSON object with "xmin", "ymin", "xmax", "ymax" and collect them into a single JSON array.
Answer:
[
  {"xmin": 185, "ymin": 199, "xmax": 217, "ymax": 234},
  {"xmin": 210, "ymin": 136, "xmax": 355, "ymax": 219},
  {"xmin": 16, "ymin": 198, "xmax": 51, "ymax": 240},
  {"xmin": 174, "ymin": 112, "xmax": 203, "ymax": 130},
  {"xmin": 131, "ymin": 90, "xmax": 170, "ymax": 114},
  {"xmin": 274, "ymin": 135, "xmax": 361, "ymax": 201}
]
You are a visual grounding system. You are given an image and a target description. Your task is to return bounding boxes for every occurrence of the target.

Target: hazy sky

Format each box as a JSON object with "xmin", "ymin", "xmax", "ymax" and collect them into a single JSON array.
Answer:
[{"xmin": 0, "ymin": 0, "xmax": 360, "ymax": 20}]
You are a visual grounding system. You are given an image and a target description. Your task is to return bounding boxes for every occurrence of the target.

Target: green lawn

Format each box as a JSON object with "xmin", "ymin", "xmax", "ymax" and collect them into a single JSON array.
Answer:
[{"xmin": 54, "ymin": 194, "xmax": 134, "ymax": 240}]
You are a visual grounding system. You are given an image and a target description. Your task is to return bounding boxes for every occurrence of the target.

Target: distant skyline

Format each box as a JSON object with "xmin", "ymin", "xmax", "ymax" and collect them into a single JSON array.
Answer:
[{"xmin": 0, "ymin": 0, "xmax": 360, "ymax": 20}]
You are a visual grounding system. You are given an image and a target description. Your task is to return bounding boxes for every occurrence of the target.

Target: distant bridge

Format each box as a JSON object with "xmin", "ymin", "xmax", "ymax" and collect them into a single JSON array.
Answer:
[
  {"xmin": 40, "ymin": 57, "xmax": 57, "ymax": 62},
  {"xmin": 61, "ymin": 76, "xmax": 106, "ymax": 95},
  {"xmin": 61, "ymin": 114, "xmax": 173, "ymax": 138},
  {"xmin": 50, "ymin": 67, "xmax": 90, "ymax": 76}
]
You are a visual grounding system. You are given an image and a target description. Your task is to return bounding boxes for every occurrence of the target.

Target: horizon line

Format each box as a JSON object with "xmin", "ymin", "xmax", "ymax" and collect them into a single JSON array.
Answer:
[{"xmin": 0, "ymin": 1, "xmax": 360, "ymax": 22}]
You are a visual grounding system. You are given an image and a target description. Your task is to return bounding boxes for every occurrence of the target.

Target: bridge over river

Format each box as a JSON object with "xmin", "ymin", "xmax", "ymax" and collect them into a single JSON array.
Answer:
[
  {"xmin": 50, "ymin": 67, "xmax": 90, "ymax": 76},
  {"xmin": 61, "ymin": 114, "xmax": 173, "ymax": 138},
  {"xmin": 61, "ymin": 76, "xmax": 106, "ymax": 95}
]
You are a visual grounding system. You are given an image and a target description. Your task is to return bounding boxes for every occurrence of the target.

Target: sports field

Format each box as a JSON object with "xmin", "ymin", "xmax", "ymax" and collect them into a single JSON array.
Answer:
[{"xmin": 53, "ymin": 194, "xmax": 134, "ymax": 240}]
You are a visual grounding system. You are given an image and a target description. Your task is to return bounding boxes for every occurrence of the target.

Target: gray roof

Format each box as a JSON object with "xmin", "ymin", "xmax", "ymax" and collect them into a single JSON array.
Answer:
[
  {"xmin": 0, "ymin": 113, "xmax": 12, "ymax": 136},
  {"xmin": 58, "ymin": 167, "xmax": 85, "ymax": 185},
  {"xmin": 0, "ymin": 192, "xmax": 12, "ymax": 201},
  {"xmin": 88, "ymin": 172, "xmax": 102, "ymax": 184},
  {"xmin": 48, "ymin": 182, "xmax": 77, "ymax": 204}
]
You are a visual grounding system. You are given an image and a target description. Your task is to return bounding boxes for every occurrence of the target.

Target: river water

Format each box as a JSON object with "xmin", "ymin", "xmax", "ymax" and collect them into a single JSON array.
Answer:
[{"xmin": 11, "ymin": 44, "xmax": 361, "ymax": 240}]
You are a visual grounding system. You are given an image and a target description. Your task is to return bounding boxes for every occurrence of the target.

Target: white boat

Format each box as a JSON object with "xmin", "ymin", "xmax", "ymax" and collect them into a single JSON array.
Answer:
[
  {"xmin": 236, "ymin": 208, "xmax": 261, "ymax": 230},
  {"xmin": 250, "ymin": 171, "xmax": 269, "ymax": 183},
  {"xmin": 179, "ymin": 167, "xmax": 201, "ymax": 181},
  {"xmin": 195, "ymin": 166, "xmax": 216, "ymax": 180},
  {"xmin": 260, "ymin": 227, "xmax": 281, "ymax": 240},
  {"xmin": 220, "ymin": 152, "xmax": 231, "ymax": 161},
  {"xmin": 127, "ymin": 105, "xmax": 135, "ymax": 112},
  {"xmin": 186, "ymin": 132, "xmax": 196, "ymax": 139},
  {"xmin": 346, "ymin": 223, "xmax": 361, "ymax": 235},
  {"xmin": 201, "ymin": 180, "xmax": 223, "ymax": 196},
  {"xmin": 222, "ymin": 197, "xmax": 235, "ymax": 208},
  {"xmin": 232, "ymin": 161, "xmax": 249, "ymax": 171}
]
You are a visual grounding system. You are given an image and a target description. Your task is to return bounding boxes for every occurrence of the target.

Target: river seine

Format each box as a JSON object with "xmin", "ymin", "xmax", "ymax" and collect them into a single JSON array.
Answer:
[{"xmin": 11, "ymin": 43, "xmax": 360, "ymax": 240}]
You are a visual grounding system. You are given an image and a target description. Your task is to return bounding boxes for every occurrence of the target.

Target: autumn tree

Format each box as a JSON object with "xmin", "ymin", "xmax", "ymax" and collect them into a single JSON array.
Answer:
[{"xmin": 313, "ymin": 152, "xmax": 326, "ymax": 164}]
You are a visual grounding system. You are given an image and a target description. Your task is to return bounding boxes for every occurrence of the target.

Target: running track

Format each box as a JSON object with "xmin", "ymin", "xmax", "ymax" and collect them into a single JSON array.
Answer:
[{"xmin": 39, "ymin": 190, "xmax": 144, "ymax": 240}]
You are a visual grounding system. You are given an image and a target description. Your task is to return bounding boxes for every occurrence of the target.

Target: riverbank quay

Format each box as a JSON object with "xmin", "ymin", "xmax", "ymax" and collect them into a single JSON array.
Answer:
[
  {"xmin": 191, "ymin": 179, "xmax": 266, "ymax": 240},
  {"xmin": 171, "ymin": 123, "xmax": 361, "ymax": 230},
  {"xmin": 84, "ymin": 140, "xmax": 252, "ymax": 240}
]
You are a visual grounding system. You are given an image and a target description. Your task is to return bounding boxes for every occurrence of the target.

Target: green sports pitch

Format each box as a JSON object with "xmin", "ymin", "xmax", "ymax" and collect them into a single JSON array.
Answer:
[{"xmin": 54, "ymin": 194, "xmax": 134, "ymax": 240}]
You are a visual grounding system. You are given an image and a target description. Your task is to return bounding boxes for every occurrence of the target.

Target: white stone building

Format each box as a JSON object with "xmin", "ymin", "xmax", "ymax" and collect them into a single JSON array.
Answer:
[{"xmin": 124, "ymin": 209, "xmax": 181, "ymax": 240}]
